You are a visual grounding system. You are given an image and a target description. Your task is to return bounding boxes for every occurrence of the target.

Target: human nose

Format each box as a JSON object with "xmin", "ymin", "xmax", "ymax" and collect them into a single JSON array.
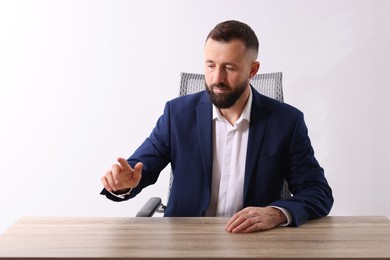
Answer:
[{"xmin": 212, "ymin": 67, "xmax": 226, "ymax": 84}]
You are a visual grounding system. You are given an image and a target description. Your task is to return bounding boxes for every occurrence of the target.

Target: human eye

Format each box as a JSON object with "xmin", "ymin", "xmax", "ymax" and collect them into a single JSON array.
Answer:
[
  {"xmin": 206, "ymin": 62, "xmax": 215, "ymax": 69},
  {"xmin": 225, "ymin": 65, "xmax": 236, "ymax": 71}
]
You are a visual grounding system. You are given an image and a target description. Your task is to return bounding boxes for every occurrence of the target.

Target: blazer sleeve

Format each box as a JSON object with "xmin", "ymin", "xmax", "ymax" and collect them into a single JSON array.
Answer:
[
  {"xmin": 270, "ymin": 113, "xmax": 333, "ymax": 226},
  {"xmin": 101, "ymin": 102, "xmax": 172, "ymax": 201}
]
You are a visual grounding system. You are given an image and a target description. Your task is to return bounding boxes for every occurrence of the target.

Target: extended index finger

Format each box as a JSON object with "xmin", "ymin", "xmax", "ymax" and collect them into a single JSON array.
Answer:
[{"xmin": 117, "ymin": 157, "xmax": 131, "ymax": 170}]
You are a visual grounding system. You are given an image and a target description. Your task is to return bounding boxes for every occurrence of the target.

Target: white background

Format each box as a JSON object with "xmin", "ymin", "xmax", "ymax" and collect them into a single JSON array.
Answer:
[{"xmin": 1, "ymin": 0, "xmax": 389, "ymax": 234}]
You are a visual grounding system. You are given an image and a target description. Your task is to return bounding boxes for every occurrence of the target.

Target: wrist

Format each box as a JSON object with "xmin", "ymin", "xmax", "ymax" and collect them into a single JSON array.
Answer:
[
  {"xmin": 269, "ymin": 206, "xmax": 292, "ymax": 226},
  {"xmin": 275, "ymin": 208, "xmax": 287, "ymax": 224},
  {"xmin": 109, "ymin": 188, "xmax": 133, "ymax": 199},
  {"xmin": 113, "ymin": 188, "xmax": 131, "ymax": 195}
]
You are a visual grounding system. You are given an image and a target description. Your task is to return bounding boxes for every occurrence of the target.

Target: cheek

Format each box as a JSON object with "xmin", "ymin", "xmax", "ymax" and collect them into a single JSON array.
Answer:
[
  {"xmin": 204, "ymin": 70, "xmax": 219, "ymax": 86},
  {"xmin": 228, "ymin": 75, "xmax": 249, "ymax": 89},
  {"xmin": 204, "ymin": 74, "xmax": 212, "ymax": 87},
  {"xmin": 226, "ymin": 73, "xmax": 243, "ymax": 85}
]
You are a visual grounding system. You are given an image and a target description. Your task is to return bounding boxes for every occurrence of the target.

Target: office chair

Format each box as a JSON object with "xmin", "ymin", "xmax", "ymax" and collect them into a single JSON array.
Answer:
[{"xmin": 136, "ymin": 72, "xmax": 291, "ymax": 217}]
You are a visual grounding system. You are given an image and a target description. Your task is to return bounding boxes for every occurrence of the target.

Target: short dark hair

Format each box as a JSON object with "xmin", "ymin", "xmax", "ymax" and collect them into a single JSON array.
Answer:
[{"xmin": 206, "ymin": 20, "xmax": 259, "ymax": 53}]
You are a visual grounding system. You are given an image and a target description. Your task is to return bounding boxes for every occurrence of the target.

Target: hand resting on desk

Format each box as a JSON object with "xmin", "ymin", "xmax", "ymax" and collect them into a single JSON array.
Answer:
[{"xmin": 226, "ymin": 206, "xmax": 287, "ymax": 233}]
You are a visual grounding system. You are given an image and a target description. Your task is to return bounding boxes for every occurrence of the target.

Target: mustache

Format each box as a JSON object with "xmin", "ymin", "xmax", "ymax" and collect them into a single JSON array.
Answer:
[{"xmin": 208, "ymin": 83, "xmax": 231, "ymax": 90}]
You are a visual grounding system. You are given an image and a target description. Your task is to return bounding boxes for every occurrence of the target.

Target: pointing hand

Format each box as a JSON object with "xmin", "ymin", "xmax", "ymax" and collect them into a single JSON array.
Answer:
[{"xmin": 101, "ymin": 158, "xmax": 143, "ymax": 193}]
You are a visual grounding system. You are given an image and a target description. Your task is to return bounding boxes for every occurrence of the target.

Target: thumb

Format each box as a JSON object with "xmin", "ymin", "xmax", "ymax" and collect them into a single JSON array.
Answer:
[{"xmin": 133, "ymin": 162, "xmax": 143, "ymax": 181}]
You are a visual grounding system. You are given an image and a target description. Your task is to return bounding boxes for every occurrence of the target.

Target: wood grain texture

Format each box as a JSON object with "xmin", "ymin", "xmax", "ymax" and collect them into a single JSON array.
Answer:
[{"xmin": 0, "ymin": 216, "xmax": 389, "ymax": 259}]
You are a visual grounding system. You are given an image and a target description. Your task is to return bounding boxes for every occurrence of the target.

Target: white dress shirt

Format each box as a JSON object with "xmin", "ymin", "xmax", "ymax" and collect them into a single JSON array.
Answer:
[
  {"xmin": 205, "ymin": 88, "xmax": 291, "ymax": 225},
  {"xmin": 205, "ymin": 89, "xmax": 252, "ymax": 217}
]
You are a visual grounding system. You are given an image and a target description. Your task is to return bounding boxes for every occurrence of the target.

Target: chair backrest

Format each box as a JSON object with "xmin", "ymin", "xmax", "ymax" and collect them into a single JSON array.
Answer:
[
  {"xmin": 167, "ymin": 72, "xmax": 290, "ymax": 203},
  {"xmin": 179, "ymin": 72, "xmax": 284, "ymax": 102}
]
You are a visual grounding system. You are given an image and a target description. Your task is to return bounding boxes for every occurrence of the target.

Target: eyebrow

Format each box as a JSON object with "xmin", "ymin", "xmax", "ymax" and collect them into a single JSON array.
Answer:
[{"xmin": 205, "ymin": 60, "xmax": 238, "ymax": 67}]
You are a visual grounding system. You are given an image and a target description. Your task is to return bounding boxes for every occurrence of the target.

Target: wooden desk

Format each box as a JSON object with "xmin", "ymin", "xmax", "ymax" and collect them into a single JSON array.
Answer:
[{"xmin": 0, "ymin": 216, "xmax": 389, "ymax": 259}]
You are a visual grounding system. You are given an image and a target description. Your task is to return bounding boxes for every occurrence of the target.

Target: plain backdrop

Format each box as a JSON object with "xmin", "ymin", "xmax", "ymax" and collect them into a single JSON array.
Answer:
[{"xmin": 1, "ymin": 0, "xmax": 389, "ymax": 234}]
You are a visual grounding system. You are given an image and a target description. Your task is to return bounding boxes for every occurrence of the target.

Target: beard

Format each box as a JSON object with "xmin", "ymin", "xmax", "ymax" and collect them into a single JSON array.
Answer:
[{"xmin": 205, "ymin": 80, "xmax": 248, "ymax": 109}]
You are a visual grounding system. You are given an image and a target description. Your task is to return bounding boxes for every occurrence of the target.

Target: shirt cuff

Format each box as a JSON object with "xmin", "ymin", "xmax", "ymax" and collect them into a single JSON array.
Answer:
[
  {"xmin": 109, "ymin": 188, "xmax": 133, "ymax": 199},
  {"xmin": 271, "ymin": 206, "xmax": 292, "ymax": 226}
]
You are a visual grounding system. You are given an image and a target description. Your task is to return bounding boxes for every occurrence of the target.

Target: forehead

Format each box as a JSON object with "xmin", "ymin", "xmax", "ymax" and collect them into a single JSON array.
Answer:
[{"xmin": 204, "ymin": 38, "xmax": 248, "ymax": 63}]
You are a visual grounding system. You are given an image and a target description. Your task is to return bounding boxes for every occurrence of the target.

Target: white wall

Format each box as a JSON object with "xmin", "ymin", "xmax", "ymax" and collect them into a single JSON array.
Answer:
[{"xmin": 1, "ymin": 0, "xmax": 389, "ymax": 234}]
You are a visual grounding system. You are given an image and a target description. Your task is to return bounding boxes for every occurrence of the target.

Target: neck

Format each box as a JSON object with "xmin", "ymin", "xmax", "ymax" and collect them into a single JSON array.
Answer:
[{"xmin": 219, "ymin": 86, "xmax": 250, "ymax": 125}]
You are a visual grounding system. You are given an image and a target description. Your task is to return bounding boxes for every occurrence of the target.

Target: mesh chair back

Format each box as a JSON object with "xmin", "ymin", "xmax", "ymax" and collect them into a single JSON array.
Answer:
[{"xmin": 180, "ymin": 72, "xmax": 284, "ymax": 102}]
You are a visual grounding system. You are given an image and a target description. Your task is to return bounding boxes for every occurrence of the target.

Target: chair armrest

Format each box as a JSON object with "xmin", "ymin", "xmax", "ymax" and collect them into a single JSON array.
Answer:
[{"xmin": 136, "ymin": 197, "xmax": 162, "ymax": 217}]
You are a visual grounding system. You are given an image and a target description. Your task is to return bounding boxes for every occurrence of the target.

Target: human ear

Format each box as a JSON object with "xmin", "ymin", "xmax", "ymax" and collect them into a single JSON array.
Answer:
[{"xmin": 249, "ymin": 61, "xmax": 260, "ymax": 78}]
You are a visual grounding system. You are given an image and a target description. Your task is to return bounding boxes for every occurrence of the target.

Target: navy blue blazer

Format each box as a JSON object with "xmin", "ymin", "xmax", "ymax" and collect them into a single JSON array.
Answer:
[{"xmin": 103, "ymin": 87, "xmax": 333, "ymax": 226}]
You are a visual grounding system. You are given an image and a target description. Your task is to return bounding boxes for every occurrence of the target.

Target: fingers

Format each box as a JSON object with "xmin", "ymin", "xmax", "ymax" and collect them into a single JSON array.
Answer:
[
  {"xmin": 226, "ymin": 208, "xmax": 258, "ymax": 233},
  {"xmin": 101, "ymin": 175, "xmax": 111, "ymax": 192},
  {"xmin": 227, "ymin": 215, "xmax": 264, "ymax": 233},
  {"xmin": 102, "ymin": 165, "xmax": 121, "ymax": 192},
  {"xmin": 226, "ymin": 207, "xmax": 281, "ymax": 233},
  {"xmin": 133, "ymin": 162, "xmax": 143, "ymax": 183},
  {"xmin": 101, "ymin": 159, "xmax": 143, "ymax": 192},
  {"xmin": 111, "ymin": 163, "xmax": 122, "ymax": 185},
  {"xmin": 117, "ymin": 157, "xmax": 131, "ymax": 171}
]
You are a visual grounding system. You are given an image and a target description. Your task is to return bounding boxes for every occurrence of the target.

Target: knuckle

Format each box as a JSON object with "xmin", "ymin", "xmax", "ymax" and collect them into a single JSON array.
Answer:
[
  {"xmin": 246, "ymin": 218, "xmax": 255, "ymax": 225},
  {"xmin": 237, "ymin": 215, "xmax": 247, "ymax": 222},
  {"xmin": 113, "ymin": 175, "xmax": 120, "ymax": 184},
  {"xmin": 244, "ymin": 225, "xmax": 256, "ymax": 233},
  {"xmin": 112, "ymin": 164, "xmax": 120, "ymax": 173},
  {"xmin": 255, "ymin": 222, "xmax": 266, "ymax": 231}
]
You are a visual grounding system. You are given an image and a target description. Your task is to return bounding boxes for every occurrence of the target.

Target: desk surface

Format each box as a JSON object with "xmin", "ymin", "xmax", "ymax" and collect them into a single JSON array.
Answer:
[{"xmin": 0, "ymin": 216, "xmax": 389, "ymax": 260}]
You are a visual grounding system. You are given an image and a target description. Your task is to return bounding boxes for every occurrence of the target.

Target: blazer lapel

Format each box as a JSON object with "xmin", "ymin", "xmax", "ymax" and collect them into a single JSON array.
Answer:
[
  {"xmin": 243, "ymin": 88, "xmax": 269, "ymax": 202},
  {"xmin": 196, "ymin": 92, "xmax": 213, "ymax": 192}
]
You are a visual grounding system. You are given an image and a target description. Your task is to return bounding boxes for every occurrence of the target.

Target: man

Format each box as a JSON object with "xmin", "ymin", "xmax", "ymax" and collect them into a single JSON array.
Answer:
[{"xmin": 101, "ymin": 20, "xmax": 333, "ymax": 233}]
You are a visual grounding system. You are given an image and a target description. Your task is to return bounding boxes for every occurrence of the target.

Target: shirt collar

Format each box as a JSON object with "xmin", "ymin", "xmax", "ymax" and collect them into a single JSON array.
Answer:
[{"xmin": 212, "ymin": 87, "xmax": 252, "ymax": 124}]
